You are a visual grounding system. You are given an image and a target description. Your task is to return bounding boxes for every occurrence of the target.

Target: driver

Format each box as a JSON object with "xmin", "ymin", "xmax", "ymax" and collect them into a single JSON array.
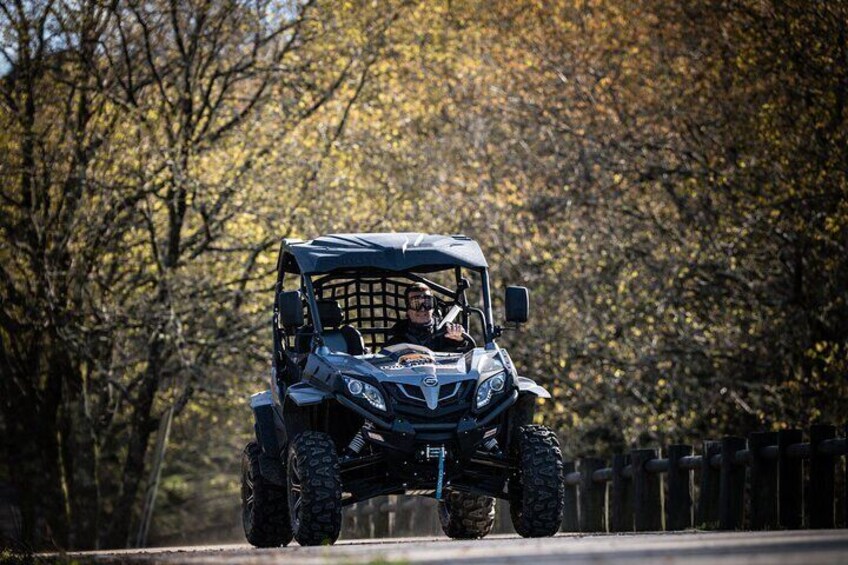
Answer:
[{"xmin": 385, "ymin": 282, "xmax": 465, "ymax": 350}]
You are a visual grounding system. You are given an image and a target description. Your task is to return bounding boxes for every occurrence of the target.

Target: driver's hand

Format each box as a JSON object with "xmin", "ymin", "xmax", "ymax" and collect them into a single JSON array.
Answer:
[{"xmin": 445, "ymin": 323, "xmax": 464, "ymax": 342}]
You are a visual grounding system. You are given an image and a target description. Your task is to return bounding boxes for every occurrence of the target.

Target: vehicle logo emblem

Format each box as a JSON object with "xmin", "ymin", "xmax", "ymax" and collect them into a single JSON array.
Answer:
[{"xmin": 422, "ymin": 376, "xmax": 438, "ymax": 387}]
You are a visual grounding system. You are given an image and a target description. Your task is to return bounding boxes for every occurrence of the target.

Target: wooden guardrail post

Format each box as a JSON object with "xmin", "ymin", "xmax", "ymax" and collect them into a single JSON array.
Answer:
[
  {"xmin": 809, "ymin": 424, "xmax": 836, "ymax": 528},
  {"xmin": 561, "ymin": 460, "xmax": 579, "ymax": 532},
  {"xmin": 398, "ymin": 497, "xmax": 417, "ymax": 536},
  {"xmin": 778, "ymin": 428, "xmax": 803, "ymax": 529},
  {"xmin": 631, "ymin": 448, "xmax": 662, "ymax": 531},
  {"xmin": 666, "ymin": 444, "xmax": 692, "ymax": 530},
  {"xmin": 579, "ymin": 457, "xmax": 606, "ymax": 532},
  {"xmin": 697, "ymin": 440, "xmax": 721, "ymax": 528},
  {"xmin": 357, "ymin": 501, "xmax": 369, "ymax": 538},
  {"xmin": 342, "ymin": 501, "xmax": 358, "ymax": 537},
  {"xmin": 609, "ymin": 454, "xmax": 633, "ymax": 532},
  {"xmin": 430, "ymin": 497, "xmax": 442, "ymax": 534},
  {"xmin": 749, "ymin": 431, "xmax": 779, "ymax": 530},
  {"xmin": 391, "ymin": 500, "xmax": 399, "ymax": 535},
  {"xmin": 494, "ymin": 499, "xmax": 510, "ymax": 534},
  {"xmin": 371, "ymin": 496, "xmax": 389, "ymax": 538},
  {"xmin": 719, "ymin": 436, "xmax": 746, "ymax": 530}
]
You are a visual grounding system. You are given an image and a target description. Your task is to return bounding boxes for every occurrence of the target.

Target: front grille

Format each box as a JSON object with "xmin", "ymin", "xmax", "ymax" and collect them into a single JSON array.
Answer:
[
  {"xmin": 387, "ymin": 381, "xmax": 470, "ymax": 407},
  {"xmin": 385, "ymin": 381, "xmax": 473, "ymax": 425},
  {"xmin": 439, "ymin": 382, "xmax": 462, "ymax": 400},
  {"xmin": 395, "ymin": 383, "xmax": 425, "ymax": 402},
  {"xmin": 392, "ymin": 381, "xmax": 463, "ymax": 403}
]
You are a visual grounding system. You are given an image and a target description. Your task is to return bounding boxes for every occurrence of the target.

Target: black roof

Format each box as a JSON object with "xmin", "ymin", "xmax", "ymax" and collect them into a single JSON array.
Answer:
[{"xmin": 280, "ymin": 233, "xmax": 489, "ymax": 275}]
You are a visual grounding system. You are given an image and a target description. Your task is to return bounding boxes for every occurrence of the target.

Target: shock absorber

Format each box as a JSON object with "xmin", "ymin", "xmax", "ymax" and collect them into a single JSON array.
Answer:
[
  {"xmin": 347, "ymin": 430, "xmax": 366, "ymax": 454},
  {"xmin": 347, "ymin": 421, "xmax": 374, "ymax": 455}
]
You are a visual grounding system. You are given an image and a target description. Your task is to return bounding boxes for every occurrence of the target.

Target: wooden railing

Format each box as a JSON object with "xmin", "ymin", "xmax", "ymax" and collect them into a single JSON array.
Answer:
[
  {"xmin": 561, "ymin": 424, "xmax": 847, "ymax": 532},
  {"xmin": 342, "ymin": 423, "xmax": 847, "ymax": 538}
]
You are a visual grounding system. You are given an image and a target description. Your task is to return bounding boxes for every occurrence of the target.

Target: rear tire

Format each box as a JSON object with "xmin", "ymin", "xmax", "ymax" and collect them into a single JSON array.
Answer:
[
  {"xmin": 508, "ymin": 425, "xmax": 564, "ymax": 537},
  {"xmin": 241, "ymin": 442, "xmax": 293, "ymax": 547},
  {"xmin": 287, "ymin": 431, "xmax": 342, "ymax": 546},
  {"xmin": 437, "ymin": 491, "xmax": 496, "ymax": 539}
]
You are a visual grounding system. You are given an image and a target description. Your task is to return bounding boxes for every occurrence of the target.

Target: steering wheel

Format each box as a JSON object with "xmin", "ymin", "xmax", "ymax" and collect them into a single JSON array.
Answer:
[{"xmin": 424, "ymin": 328, "xmax": 477, "ymax": 351}]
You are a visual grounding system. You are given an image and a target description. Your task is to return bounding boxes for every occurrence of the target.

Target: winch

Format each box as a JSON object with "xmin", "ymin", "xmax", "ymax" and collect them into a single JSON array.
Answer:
[{"xmin": 419, "ymin": 445, "xmax": 447, "ymax": 499}]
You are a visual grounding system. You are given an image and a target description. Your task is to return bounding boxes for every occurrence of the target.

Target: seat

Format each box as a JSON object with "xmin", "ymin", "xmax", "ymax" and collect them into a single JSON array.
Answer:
[{"xmin": 295, "ymin": 300, "xmax": 365, "ymax": 355}]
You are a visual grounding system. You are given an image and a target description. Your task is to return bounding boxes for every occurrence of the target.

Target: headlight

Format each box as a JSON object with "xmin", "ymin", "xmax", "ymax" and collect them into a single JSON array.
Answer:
[
  {"xmin": 343, "ymin": 376, "xmax": 386, "ymax": 411},
  {"xmin": 476, "ymin": 373, "xmax": 506, "ymax": 409}
]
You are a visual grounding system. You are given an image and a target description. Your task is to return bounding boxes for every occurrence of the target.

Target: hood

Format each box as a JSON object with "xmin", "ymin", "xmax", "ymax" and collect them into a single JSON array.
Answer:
[{"xmin": 322, "ymin": 346, "xmax": 513, "ymax": 410}]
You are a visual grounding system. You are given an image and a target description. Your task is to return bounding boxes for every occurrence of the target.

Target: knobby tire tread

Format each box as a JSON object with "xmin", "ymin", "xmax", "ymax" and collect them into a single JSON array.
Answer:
[
  {"xmin": 438, "ymin": 491, "xmax": 496, "ymax": 539},
  {"xmin": 288, "ymin": 431, "xmax": 342, "ymax": 546},
  {"xmin": 242, "ymin": 442, "xmax": 292, "ymax": 547},
  {"xmin": 509, "ymin": 425, "xmax": 565, "ymax": 537}
]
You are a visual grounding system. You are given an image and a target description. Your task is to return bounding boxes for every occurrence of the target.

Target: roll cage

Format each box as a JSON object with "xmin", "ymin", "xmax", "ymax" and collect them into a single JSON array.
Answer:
[
  {"xmin": 273, "ymin": 235, "xmax": 498, "ymax": 356},
  {"xmin": 278, "ymin": 268, "xmax": 496, "ymax": 352}
]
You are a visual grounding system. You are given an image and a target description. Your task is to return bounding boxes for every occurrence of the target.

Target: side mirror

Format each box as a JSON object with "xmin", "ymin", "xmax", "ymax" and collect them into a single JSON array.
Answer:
[
  {"xmin": 505, "ymin": 286, "xmax": 529, "ymax": 324},
  {"xmin": 277, "ymin": 290, "xmax": 304, "ymax": 328}
]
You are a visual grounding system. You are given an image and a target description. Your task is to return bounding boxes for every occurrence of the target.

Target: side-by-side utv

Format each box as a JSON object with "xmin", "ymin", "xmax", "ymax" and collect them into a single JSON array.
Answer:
[{"xmin": 241, "ymin": 233, "xmax": 564, "ymax": 546}]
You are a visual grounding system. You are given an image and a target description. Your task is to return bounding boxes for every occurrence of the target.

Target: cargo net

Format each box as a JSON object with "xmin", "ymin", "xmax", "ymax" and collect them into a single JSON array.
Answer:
[{"xmin": 312, "ymin": 275, "xmax": 449, "ymax": 351}]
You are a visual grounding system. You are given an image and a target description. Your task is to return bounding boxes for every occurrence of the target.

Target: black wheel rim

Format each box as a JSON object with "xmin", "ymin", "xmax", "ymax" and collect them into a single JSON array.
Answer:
[
  {"xmin": 439, "ymin": 497, "xmax": 450, "ymax": 518},
  {"xmin": 242, "ymin": 455, "xmax": 254, "ymax": 531},
  {"xmin": 288, "ymin": 454, "xmax": 302, "ymax": 531}
]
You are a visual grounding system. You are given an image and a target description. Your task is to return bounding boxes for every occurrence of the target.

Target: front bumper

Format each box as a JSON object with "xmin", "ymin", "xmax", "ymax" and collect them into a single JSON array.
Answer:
[{"xmin": 338, "ymin": 389, "xmax": 518, "ymax": 456}]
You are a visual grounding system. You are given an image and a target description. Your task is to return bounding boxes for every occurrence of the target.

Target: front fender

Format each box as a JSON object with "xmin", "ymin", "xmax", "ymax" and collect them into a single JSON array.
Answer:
[
  {"xmin": 286, "ymin": 382, "xmax": 333, "ymax": 406},
  {"xmin": 250, "ymin": 391, "xmax": 280, "ymax": 453},
  {"xmin": 516, "ymin": 376, "xmax": 551, "ymax": 399},
  {"xmin": 249, "ymin": 390, "xmax": 286, "ymax": 485},
  {"xmin": 280, "ymin": 382, "xmax": 335, "ymax": 444}
]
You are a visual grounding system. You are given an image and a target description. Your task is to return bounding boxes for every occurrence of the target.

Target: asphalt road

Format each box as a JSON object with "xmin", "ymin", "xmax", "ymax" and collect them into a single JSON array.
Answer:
[{"xmin": 59, "ymin": 529, "xmax": 848, "ymax": 564}]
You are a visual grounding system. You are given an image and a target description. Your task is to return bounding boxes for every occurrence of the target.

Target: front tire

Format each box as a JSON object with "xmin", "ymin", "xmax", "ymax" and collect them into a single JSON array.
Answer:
[
  {"xmin": 241, "ymin": 442, "xmax": 293, "ymax": 547},
  {"xmin": 438, "ymin": 490, "xmax": 496, "ymax": 539},
  {"xmin": 287, "ymin": 431, "xmax": 342, "ymax": 546},
  {"xmin": 508, "ymin": 425, "xmax": 564, "ymax": 537}
]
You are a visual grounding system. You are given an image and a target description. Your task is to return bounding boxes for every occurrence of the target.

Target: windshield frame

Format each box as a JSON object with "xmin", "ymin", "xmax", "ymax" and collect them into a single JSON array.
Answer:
[{"xmin": 294, "ymin": 266, "xmax": 496, "ymax": 350}]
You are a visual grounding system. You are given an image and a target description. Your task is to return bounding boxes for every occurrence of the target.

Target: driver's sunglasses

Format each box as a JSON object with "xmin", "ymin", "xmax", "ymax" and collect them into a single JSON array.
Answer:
[{"xmin": 407, "ymin": 294, "xmax": 435, "ymax": 311}]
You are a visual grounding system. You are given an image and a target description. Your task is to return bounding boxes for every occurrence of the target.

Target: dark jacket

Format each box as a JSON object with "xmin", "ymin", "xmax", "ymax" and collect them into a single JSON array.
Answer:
[{"xmin": 385, "ymin": 318, "xmax": 462, "ymax": 351}]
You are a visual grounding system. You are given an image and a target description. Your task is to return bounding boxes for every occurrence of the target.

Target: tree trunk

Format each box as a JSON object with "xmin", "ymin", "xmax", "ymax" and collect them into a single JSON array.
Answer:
[
  {"xmin": 62, "ymin": 358, "xmax": 101, "ymax": 549},
  {"xmin": 4, "ymin": 335, "xmax": 71, "ymax": 548},
  {"xmin": 104, "ymin": 335, "xmax": 164, "ymax": 548}
]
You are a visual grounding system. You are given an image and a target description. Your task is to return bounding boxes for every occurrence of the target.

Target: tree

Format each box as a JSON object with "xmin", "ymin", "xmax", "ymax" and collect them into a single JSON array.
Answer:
[{"xmin": 0, "ymin": 0, "xmax": 402, "ymax": 549}]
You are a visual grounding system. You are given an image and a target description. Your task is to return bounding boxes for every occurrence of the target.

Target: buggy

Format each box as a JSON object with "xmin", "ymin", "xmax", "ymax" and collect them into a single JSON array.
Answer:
[{"xmin": 241, "ymin": 233, "xmax": 564, "ymax": 546}]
